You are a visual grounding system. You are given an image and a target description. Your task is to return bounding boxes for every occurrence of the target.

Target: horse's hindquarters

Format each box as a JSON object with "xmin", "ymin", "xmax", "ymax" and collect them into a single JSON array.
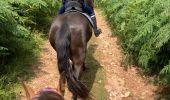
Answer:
[{"xmin": 49, "ymin": 12, "xmax": 92, "ymax": 99}]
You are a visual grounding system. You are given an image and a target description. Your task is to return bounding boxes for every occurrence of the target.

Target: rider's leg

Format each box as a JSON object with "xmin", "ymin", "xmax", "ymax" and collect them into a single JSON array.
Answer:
[
  {"xmin": 91, "ymin": 13, "xmax": 102, "ymax": 37},
  {"xmin": 58, "ymin": 6, "xmax": 65, "ymax": 14},
  {"xmin": 83, "ymin": 3, "xmax": 101, "ymax": 37}
]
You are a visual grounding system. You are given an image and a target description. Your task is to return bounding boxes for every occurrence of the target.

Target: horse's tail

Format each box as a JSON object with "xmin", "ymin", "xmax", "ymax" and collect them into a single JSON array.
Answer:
[{"xmin": 55, "ymin": 23, "xmax": 88, "ymax": 98}]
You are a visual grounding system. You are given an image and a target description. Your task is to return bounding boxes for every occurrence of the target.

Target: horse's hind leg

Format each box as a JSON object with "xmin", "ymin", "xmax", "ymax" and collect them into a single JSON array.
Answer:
[
  {"xmin": 71, "ymin": 49, "xmax": 86, "ymax": 100},
  {"xmin": 73, "ymin": 50, "xmax": 85, "ymax": 80},
  {"xmin": 74, "ymin": 62, "xmax": 84, "ymax": 80},
  {"xmin": 59, "ymin": 73, "xmax": 66, "ymax": 96}
]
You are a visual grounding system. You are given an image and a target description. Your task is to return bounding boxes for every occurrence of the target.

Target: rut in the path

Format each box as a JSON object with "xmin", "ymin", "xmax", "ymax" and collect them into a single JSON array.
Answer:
[{"xmin": 21, "ymin": 9, "xmax": 157, "ymax": 100}]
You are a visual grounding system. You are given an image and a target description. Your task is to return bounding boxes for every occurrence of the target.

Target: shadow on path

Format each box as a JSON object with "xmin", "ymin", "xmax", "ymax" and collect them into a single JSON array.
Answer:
[{"xmin": 82, "ymin": 44, "xmax": 105, "ymax": 99}]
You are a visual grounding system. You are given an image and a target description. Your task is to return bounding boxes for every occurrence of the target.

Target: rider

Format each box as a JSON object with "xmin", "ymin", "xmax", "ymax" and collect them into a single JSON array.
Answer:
[{"xmin": 58, "ymin": 0, "xmax": 102, "ymax": 37}]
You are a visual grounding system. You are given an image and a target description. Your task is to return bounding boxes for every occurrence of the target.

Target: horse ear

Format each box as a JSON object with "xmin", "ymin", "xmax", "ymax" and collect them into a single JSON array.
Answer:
[
  {"xmin": 17, "ymin": 77, "xmax": 35, "ymax": 100},
  {"xmin": 56, "ymin": 87, "xmax": 62, "ymax": 95}
]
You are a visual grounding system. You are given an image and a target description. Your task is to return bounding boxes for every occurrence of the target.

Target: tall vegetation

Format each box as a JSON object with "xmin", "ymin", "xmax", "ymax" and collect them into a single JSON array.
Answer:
[
  {"xmin": 96, "ymin": 0, "xmax": 170, "ymax": 86},
  {"xmin": 0, "ymin": 0, "xmax": 60, "ymax": 99}
]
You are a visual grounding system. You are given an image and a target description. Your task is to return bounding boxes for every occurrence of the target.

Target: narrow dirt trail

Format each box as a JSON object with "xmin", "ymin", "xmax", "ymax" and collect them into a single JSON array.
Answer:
[
  {"xmin": 95, "ymin": 9, "xmax": 157, "ymax": 100},
  {"xmin": 21, "ymin": 9, "xmax": 158, "ymax": 100}
]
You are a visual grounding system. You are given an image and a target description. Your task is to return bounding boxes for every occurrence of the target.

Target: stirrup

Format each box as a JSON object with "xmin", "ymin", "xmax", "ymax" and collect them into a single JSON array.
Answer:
[{"xmin": 94, "ymin": 28, "xmax": 102, "ymax": 37}]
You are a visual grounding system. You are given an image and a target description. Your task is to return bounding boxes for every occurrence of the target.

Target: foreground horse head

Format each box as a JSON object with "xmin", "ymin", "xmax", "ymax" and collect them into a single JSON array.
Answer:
[
  {"xmin": 49, "ymin": 11, "xmax": 92, "ymax": 99},
  {"xmin": 18, "ymin": 77, "xmax": 64, "ymax": 100}
]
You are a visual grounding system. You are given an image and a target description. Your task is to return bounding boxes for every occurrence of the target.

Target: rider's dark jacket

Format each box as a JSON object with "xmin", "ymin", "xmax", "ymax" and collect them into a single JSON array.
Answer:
[
  {"xmin": 62, "ymin": 0, "xmax": 84, "ymax": 5},
  {"xmin": 58, "ymin": 0, "xmax": 94, "ymax": 16}
]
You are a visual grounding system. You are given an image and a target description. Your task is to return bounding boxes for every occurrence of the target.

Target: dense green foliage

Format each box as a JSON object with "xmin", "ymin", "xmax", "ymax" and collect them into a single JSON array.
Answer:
[
  {"xmin": 0, "ymin": 0, "xmax": 60, "ymax": 99},
  {"xmin": 96, "ymin": 0, "xmax": 170, "ymax": 86}
]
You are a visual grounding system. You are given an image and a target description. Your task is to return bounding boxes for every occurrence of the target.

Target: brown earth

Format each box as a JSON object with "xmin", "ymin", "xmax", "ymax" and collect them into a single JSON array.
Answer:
[{"xmin": 20, "ymin": 9, "xmax": 158, "ymax": 100}]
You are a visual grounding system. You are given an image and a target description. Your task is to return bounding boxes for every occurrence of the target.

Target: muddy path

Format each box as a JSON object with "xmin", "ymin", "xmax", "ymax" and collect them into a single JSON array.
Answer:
[{"xmin": 21, "ymin": 9, "xmax": 158, "ymax": 100}]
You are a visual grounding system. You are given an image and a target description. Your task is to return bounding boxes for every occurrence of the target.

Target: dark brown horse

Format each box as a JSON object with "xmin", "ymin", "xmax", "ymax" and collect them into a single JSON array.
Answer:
[{"xmin": 49, "ymin": 10, "xmax": 92, "ymax": 99}]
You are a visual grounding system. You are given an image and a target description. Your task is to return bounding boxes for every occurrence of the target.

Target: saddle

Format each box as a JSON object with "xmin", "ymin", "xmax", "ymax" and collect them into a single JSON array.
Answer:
[{"xmin": 64, "ymin": 0, "xmax": 94, "ymax": 28}]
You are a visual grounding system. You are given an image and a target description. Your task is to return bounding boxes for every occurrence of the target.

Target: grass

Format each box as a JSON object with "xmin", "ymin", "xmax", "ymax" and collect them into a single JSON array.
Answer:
[
  {"xmin": 82, "ymin": 36, "xmax": 107, "ymax": 100},
  {"xmin": 0, "ymin": 32, "xmax": 43, "ymax": 100}
]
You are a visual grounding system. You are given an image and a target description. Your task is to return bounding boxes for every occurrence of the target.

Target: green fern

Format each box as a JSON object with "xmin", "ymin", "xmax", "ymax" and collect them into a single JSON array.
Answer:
[
  {"xmin": 0, "ymin": 0, "xmax": 60, "ymax": 99},
  {"xmin": 96, "ymin": 0, "xmax": 170, "ymax": 86},
  {"xmin": 161, "ymin": 65, "xmax": 170, "ymax": 75}
]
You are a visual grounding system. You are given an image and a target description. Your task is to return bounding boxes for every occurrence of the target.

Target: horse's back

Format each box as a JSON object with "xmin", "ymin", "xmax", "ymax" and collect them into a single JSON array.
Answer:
[{"xmin": 49, "ymin": 12, "xmax": 92, "ymax": 50}]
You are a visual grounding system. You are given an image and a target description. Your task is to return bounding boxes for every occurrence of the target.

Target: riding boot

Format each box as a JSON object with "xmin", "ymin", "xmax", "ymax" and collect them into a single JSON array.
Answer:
[{"xmin": 91, "ymin": 15, "xmax": 102, "ymax": 37}]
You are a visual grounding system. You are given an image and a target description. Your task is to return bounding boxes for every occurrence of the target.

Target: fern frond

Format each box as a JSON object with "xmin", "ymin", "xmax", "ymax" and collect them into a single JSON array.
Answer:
[{"xmin": 160, "ymin": 65, "xmax": 170, "ymax": 75}]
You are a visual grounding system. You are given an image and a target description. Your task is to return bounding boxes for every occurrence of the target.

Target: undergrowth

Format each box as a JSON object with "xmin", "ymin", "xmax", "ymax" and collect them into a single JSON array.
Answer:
[
  {"xmin": 0, "ymin": 0, "xmax": 60, "ymax": 99},
  {"xmin": 95, "ymin": 0, "xmax": 170, "ymax": 87}
]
